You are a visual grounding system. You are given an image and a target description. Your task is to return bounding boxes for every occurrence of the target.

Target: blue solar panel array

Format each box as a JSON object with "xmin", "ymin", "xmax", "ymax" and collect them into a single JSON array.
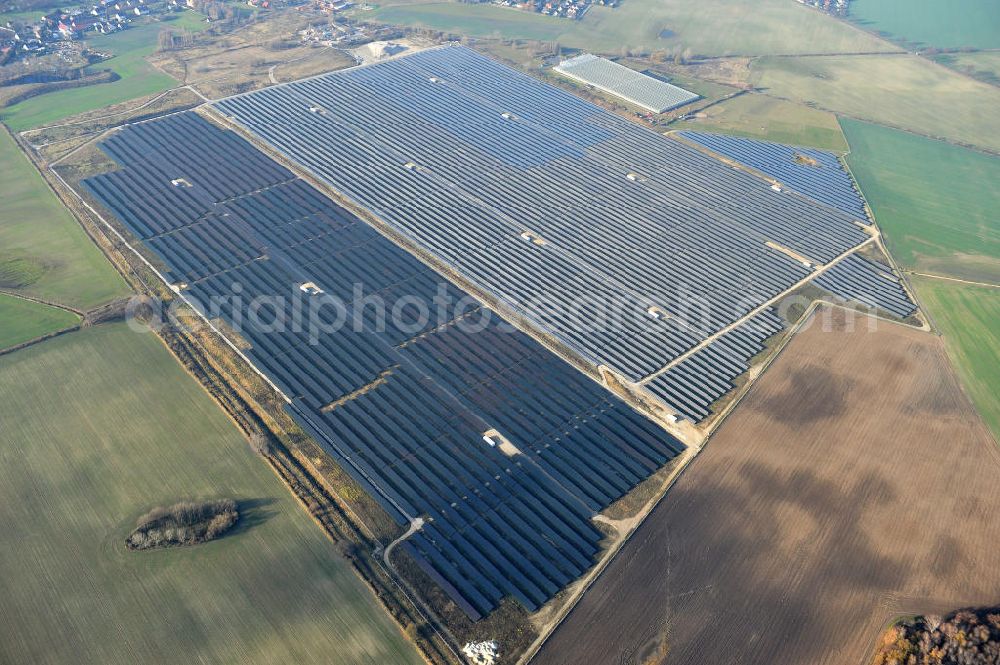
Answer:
[
  {"xmin": 644, "ymin": 308, "xmax": 785, "ymax": 423},
  {"xmin": 678, "ymin": 131, "xmax": 870, "ymax": 222},
  {"xmin": 83, "ymin": 112, "xmax": 684, "ymax": 620},
  {"xmin": 813, "ymin": 254, "xmax": 917, "ymax": 319},
  {"xmin": 214, "ymin": 45, "xmax": 870, "ymax": 383}
]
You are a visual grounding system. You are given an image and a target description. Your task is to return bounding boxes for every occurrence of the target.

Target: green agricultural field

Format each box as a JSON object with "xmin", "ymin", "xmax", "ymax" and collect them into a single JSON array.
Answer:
[
  {"xmin": 654, "ymin": 71, "xmax": 734, "ymax": 105},
  {"xmin": 850, "ymin": 0, "xmax": 1000, "ymax": 49},
  {"xmin": 934, "ymin": 51, "xmax": 1000, "ymax": 85},
  {"xmin": 0, "ymin": 9, "xmax": 46, "ymax": 22},
  {"xmin": 751, "ymin": 54, "xmax": 1000, "ymax": 155},
  {"xmin": 671, "ymin": 93, "xmax": 848, "ymax": 151},
  {"xmin": 841, "ymin": 118, "xmax": 1000, "ymax": 283},
  {"xmin": 0, "ymin": 293, "xmax": 79, "ymax": 350},
  {"xmin": 367, "ymin": 0, "xmax": 894, "ymax": 57},
  {"xmin": 2, "ymin": 13, "xmax": 207, "ymax": 131},
  {"xmin": 0, "ymin": 129, "xmax": 127, "ymax": 309},
  {"xmin": 0, "ymin": 323, "xmax": 424, "ymax": 665},
  {"xmin": 373, "ymin": 3, "xmax": 568, "ymax": 43},
  {"xmin": 0, "ymin": 1, "xmax": 64, "ymax": 22},
  {"xmin": 911, "ymin": 277, "xmax": 1000, "ymax": 443}
]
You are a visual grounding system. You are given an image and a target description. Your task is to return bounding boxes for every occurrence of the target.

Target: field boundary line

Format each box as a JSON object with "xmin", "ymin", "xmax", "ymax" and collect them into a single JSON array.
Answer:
[
  {"xmin": 19, "ymin": 86, "xmax": 178, "ymax": 136},
  {"xmin": 371, "ymin": 554, "xmax": 463, "ymax": 665},
  {"xmin": 695, "ymin": 49, "xmax": 906, "ymax": 61},
  {"xmin": 0, "ymin": 288, "xmax": 85, "ymax": 316},
  {"xmin": 835, "ymin": 152, "xmax": 933, "ymax": 333},
  {"xmin": 750, "ymin": 85, "xmax": 1000, "ymax": 158},
  {"xmin": 0, "ymin": 324, "xmax": 82, "ymax": 357},
  {"xmin": 904, "ymin": 270, "xmax": 1000, "ymax": 290},
  {"xmin": 823, "ymin": 7, "xmax": 1000, "ymax": 92},
  {"xmin": 2, "ymin": 125, "xmax": 133, "ymax": 308},
  {"xmin": 261, "ymin": 446, "xmax": 457, "ymax": 665}
]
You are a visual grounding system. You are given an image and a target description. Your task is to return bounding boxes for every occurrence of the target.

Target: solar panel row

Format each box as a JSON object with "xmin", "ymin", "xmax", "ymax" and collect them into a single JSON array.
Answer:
[
  {"xmin": 83, "ymin": 111, "xmax": 684, "ymax": 619},
  {"xmin": 644, "ymin": 308, "xmax": 785, "ymax": 423},
  {"xmin": 678, "ymin": 131, "xmax": 870, "ymax": 222},
  {"xmin": 554, "ymin": 53, "xmax": 699, "ymax": 113},
  {"xmin": 813, "ymin": 254, "xmax": 917, "ymax": 319},
  {"xmin": 213, "ymin": 45, "xmax": 870, "ymax": 384}
]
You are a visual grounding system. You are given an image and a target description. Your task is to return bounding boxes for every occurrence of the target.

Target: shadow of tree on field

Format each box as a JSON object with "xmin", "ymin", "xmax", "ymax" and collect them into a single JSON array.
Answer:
[{"xmin": 228, "ymin": 497, "xmax": 279, "ymax": 538}]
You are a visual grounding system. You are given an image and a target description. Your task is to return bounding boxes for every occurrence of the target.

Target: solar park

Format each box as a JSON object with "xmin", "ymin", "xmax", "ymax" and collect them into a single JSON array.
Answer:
[
  {"xmin": 211, "ymin": 45, "xmax": 905, "ymax": 421},
  {"xmin": 676, "ymin": 130, "xmax": 917, "ymax": 322},
  {"xmin": 82, "ymin": 111, "xmax": 684, "ymax": 619},
  {"xmin": 678, "ymin": 131, "xmax": 870, "ymax": 221},
  {"xmin": 79, "ymin": 44, "xmax": 921, "ymax": 623},
  {"xmin": 645, "ymin": 307, "xmax": 785, "ymax": 423},
  {"xmin": 814, "ymin": 253, "xmax": 918, "ymax": 320}
]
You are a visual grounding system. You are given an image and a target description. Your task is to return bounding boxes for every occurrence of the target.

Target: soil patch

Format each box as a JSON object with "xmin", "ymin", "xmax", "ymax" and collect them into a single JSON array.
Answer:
[{"xmin": 536, "ymin": 308, "xmax": 1000, "ymax": 665}]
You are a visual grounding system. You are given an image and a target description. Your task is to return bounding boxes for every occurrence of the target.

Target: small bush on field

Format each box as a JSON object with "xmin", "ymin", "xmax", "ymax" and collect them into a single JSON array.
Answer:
[
  {"xmin": 83, "ymin": 297, "xmax": 134, "ymax": 326},
  {"xmin": 249, "ymin": 431, "xmax": 271, "ymax": 456},
  {"xmin": 126, "ymin": 499, "xmax": 238, "ymax": 550},
  {"xmin": 792, "ymin": 152, "xmax": 821, "ymax": 168}
]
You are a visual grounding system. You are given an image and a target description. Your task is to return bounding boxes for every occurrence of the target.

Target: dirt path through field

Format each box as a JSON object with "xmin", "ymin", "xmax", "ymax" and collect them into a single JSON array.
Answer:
[
  {"xmin": 534, "ymin": 308, "xmax": 1000, "ymax": 665},
  {"xmin": 904, "ymin": 270, "xmax": 1000, "ymax": 290}
]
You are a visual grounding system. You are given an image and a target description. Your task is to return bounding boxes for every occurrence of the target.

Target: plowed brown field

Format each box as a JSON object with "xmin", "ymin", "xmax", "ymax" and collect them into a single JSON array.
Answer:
[{"xmin": 535, "ymin": 308, "xmax": 1000, "ymax": 665}]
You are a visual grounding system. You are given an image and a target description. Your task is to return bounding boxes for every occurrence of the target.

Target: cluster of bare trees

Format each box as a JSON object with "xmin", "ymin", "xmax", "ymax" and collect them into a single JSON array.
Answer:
[
  {"xmin": 873, "ymin": 608, "xmax": 1000, "ymax": 665},
  {"xmin": 126, "ymin": 499, "xmax": 238, "ymax": 550},
  {"xmin": 0, "ymin": 59, "xmax": 77, "ymax": 86},
  {"xmin": 157, "ymin": 27, "xmax": 197, "ymax": 51},
  {"xmin": 189, "ymin": 0, "xmax": 251, "ymax": 24},
  {"xmin": 83, "ymin": 296, "xmax": 134, "ymax": 326},
  {"xmin": 249, "ymin": 431, "xmax": 272, "ymax": 456},
  {"xmin": 648, "ymin": 46, "xmax": 694, "ymax": 65}
]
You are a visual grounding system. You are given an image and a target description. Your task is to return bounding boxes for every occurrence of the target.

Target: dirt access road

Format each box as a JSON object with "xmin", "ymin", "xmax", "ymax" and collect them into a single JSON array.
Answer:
[{"xmin": 534, "ymin": 307, "xmax": 1000, "ymax": 665}]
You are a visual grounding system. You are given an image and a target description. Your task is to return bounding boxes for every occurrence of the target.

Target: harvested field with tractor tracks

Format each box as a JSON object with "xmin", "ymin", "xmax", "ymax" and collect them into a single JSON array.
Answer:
[{"xmin": 535, "ymin": 307, "xmax": 1000, "ymax": 665}]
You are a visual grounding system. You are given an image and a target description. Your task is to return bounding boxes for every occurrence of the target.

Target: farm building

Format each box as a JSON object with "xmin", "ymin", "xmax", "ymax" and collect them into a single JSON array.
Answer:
[{"xmin": 554, "ymin": 53, "xmax": 699, "ymax": 112}]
